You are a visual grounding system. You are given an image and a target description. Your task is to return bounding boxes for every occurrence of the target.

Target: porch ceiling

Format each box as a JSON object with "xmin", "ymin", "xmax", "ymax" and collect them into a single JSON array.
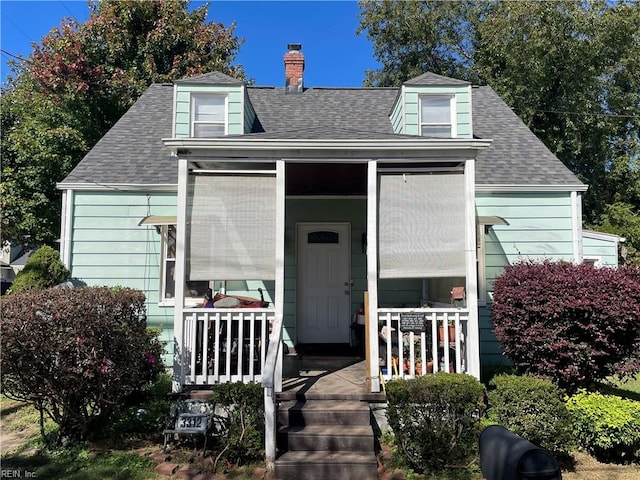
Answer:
[{"xmin": 287, "ymin": 163, "xmax": 367, "ymax": 195}]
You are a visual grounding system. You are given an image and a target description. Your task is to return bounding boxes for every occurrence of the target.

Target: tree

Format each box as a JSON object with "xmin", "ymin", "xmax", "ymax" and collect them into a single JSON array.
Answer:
[
  {"xmin": 358, "ymin": 0, "xmax": 640, "ymax": 260},
  {"xmin": 9, "ymin": 245, "xmax": 71, "ymax": 293},
  {"xmin": 356, "ymin": 0, "xmax": 480, "ymax": 86},
  {"xmin": 0, "ymin": 287, "xmax": 164, "ymax": 445},
  {"xmin": 1, "ymin": 0, "xmax": 245, "ymax": 245},
  {"xmin": 491, "ymin": 260, "xmax": 640, "ymax": 392}
]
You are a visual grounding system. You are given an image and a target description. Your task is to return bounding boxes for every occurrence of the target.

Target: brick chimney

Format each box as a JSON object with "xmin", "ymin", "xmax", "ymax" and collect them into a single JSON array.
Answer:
[{"xmin": 284, "ymin": 43, "xmax": 304, "ymax": 94}]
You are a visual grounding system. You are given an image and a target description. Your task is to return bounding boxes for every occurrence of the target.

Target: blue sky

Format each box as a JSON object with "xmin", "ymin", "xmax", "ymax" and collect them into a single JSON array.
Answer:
[{"xmin": 0, "ymin": 0, "xmax": 380, "ymax": 87}]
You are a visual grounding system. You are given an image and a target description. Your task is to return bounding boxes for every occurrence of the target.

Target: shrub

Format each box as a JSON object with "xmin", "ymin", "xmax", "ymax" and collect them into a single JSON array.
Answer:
[
  {"xmin": 9, "ymin": 245, "xmax": 71, "ymax": 293},
  {"xmin": 492, "ymin": 260, "xmax": 640, "ymax": 391},
  {"xmin": 0, "ymin": 286, "xmax": 165, "ymax": 445},
  {"xmin": 108, "ymin": 373, "xmax": 173, "ymax": 439},
  {"xmin": 566, "ymin": 390, "xmax": 640, "ymax": 463},
  {"xmin": 486, "ymin": 374, "xmax": 573, "ymax": 457},
  {"xmin": 385, "ymin": 373, "xmax": 485, "ymax": 474},
  {"xmin": 209, "ymin": 382, "xmax": 264, "ymax": 469}
]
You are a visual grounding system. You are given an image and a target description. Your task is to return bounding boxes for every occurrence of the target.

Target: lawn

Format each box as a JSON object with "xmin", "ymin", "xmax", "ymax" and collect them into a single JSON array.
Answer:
[{"xmin": 3, "ymin": 376, "xmax": 640, "ymax": 480}]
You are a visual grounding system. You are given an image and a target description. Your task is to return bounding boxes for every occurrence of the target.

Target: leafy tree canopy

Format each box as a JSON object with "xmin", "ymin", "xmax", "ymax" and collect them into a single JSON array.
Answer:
[
  {"xmin": 1, "ymin": 0, "xmax": 245, "ymax": 245},
  {"xmin": 358, "ymin": 0, "xmax": 640, "ymax": 263}
]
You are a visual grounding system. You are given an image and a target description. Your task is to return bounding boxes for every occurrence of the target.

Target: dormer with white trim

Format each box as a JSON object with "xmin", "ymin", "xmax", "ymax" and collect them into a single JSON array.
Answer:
[
  {"xmin": 391, "ymin": 72, "xmax": 473, "ymax": 138},
  {"xmin": 173, "ymin": 72, "xmax": 254, "ymax": 137}
]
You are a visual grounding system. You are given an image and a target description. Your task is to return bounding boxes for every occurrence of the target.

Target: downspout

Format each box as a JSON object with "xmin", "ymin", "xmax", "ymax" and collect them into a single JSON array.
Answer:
[
  {"xmin": 464, "ymin": 159, "xmax": 480, "ymax": 380},
  {"xmin": 173, "ymin": 157, "xmax": 189, "ymax": 392},
  {"xmin": 366, "ymin": 160, "xmax": 381, "ymax": 392}
]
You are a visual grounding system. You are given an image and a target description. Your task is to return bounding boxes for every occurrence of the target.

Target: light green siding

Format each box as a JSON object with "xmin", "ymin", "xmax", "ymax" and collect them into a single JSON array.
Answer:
[
  {"xmin": 476, "ymin": 191, "xmax": 576, "ymax": 366},
  {"xmin": 403, "ymin": 85, "xmax": 472, "ymax": 138},
  {"xmin": 174, "ymin": 84, "xmax": 244, "ymax": 137},
  {"xmin": 390, "ymin": 92, "xmax": 404, "ymax": 134},
  {"xmin": 583, "ymin": 234, "xmax": 620, "ymax": 266},
  {"xmin": 69, "ymin": 191, "xmax": 177, "ymax": 364}
]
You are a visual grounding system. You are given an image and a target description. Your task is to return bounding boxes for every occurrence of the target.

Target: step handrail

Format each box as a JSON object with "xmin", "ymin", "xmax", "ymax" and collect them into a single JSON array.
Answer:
[{"xmin": 262, "ymin": 312, "xmax": 283, "ymax": 470}]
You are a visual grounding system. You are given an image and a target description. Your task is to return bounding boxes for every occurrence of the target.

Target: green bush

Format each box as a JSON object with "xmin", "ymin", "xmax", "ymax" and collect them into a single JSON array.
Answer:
[
  {"xmin": 0, "ymin": 286, "xmax": 165, "ymax": 445},
  {"xmin": 108, "ymin": 373, "xmax": 173, "ymax": 439},
  {"xmin": 209, "ymin": 382, "xmax": 264, "ymax": 469},
  {"xmin": 566, "ymin": 390, "xmax": 640, "ymax": 462},
  {"xmin": 385, "ymin": 372, "xmax": 485, "ymax": 474},
  {"xmin": 486, "ymin": 374, "xmax": 573, "ymax": 457},
  {"xmin": 10, "ymin": 245, "xmax": 71, "ymax": 293}
]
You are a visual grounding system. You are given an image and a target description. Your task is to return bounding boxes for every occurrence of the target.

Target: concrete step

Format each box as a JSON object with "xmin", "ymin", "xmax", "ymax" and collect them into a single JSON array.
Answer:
[
  {"xmin": 278, "ymin": 400, "xmax": 371, "ymax": 427},
  {"xmin": 275, "ymin": 450, "xmax": 378, "ymax": 480},
  {"xmin": 279, "ymin": 424, "xmax": 374, "ymax": 451}
]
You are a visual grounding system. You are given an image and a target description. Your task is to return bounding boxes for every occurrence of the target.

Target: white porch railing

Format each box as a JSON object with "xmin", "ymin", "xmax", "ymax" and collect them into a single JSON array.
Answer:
[
  {"xmin": 377, "ymin": 308, "xmax": 469, "ymax": 381},
  {"xmin": 183, "ymin": 308, "xmax": 275, "ymax": 385}
]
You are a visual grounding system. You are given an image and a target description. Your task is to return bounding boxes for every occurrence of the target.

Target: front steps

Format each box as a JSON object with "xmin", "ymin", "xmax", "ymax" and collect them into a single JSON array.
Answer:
[{"xmin": 275, "ymin": 400, "xmax": 378, "ymax": 480}]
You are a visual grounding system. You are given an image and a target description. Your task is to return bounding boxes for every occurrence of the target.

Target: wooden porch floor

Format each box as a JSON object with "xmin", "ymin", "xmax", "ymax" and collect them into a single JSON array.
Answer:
[{"xmin": 278, "ymin": 356, "xmax": 386, "ymax": 402}]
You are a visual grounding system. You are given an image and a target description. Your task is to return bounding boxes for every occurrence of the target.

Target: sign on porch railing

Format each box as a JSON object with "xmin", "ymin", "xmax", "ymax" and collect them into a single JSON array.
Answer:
[
  {"xmin": 183, "ymin": 309, "xmax": 275, "ymax": 385},
  {"xmin": 378, "ymin": 308, "xmax": 468, "ymax": 380}
]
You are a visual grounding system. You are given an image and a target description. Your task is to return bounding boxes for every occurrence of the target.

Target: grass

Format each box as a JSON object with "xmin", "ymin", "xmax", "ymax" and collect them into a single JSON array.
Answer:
[
  {"xmin": 599, "ymin": 374, "xmax": 640, "ymax": 401},
  {"xmin": 1, "ymin": 448, "xmax": 160, "ymax": 480},
  {"xmin": 4, "ymin": 376, "xmax": 640, "ymax": 479},
  {"xmin": 1, "ymin": 397, "xmax": 163, "ymax": 480}
]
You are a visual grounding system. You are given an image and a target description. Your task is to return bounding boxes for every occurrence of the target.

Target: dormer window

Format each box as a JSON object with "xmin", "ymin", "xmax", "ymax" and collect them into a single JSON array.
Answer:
[
  {"xmin": 420, "ymin": 95, "xmax": 456, "ymax": 138},
  {"xmin": 191, "ymin": 94, "xmax": 226, "ymax": 137}
]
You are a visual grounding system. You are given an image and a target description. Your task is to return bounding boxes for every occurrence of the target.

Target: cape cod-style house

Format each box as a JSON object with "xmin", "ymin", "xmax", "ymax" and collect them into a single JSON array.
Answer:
[{"xmin": 58, "ymin": 44, "xmax": 592, "ymax": 473}]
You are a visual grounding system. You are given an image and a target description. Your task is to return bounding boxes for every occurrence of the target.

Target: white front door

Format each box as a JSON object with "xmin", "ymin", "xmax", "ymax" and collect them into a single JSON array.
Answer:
[{"xmin": 297, "ymin": 223, "xmax": 351, "ymax": 343}]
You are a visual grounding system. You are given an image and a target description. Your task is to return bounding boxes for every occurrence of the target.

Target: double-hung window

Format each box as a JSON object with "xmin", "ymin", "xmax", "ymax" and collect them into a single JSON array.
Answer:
[
  {"xmin": 420, "ymin": 95, "xmax": 455, "ymax": 138},
  {"xmin": 191, "ymin": 94, "xmax": 226, "ymax": 137}
]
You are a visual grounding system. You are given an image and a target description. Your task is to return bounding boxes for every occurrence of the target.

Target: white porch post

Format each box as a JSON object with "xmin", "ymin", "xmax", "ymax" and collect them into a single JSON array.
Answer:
[
  {"xmin": 173, "ymin": 157, "xmax": 189, "ymax": 392},
  {"xmin": 366, "ymin": 160, "xmax": 381, "ymax": 392},
  {"xmin": 275, "ymin": 160, "xmax": 285, "ymax": 391},
  {"xmin": 465, "ymin": 159, "xmax": 480, "ymax": 379}
]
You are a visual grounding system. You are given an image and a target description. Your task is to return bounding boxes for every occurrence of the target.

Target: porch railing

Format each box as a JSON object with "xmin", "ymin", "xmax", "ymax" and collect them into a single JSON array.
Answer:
[
  {"xmin": 183, "ymin": 308, "xmax": 275, "ymax": 385},
  {"xmin": 377, "ymin": 308, "xmax": 469, "ymax": 381}
]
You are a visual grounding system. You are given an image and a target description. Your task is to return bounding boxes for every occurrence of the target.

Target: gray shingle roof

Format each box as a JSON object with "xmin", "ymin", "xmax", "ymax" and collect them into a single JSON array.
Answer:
[
  {"xmin": 61, "ymin": 83, "xmax": 177, "ymax": 186},
  {"xmin": 59, "ymin": 74, "xmax": 583, "ymax": 188},
  {"xmin": 174, "ymin": 71, "xmax": 243, "ymax": 85},
  {"xmin": 404, "ymin": 72, "xmax": 470, "ymax": 86},
  {"xmin": 472, "ymin": 86, "xmax": 580, "ymax": 185}
]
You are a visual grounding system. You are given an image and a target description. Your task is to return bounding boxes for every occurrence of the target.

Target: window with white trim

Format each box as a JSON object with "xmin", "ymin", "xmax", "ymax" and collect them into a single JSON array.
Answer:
[
  {"xmin": 161, "ymin": 225, "xmax": 209, "ymax": 304},
  {"xmin": 420, "ymin": 95, "xmax": 455, "ymax": 138},
  {"xmin": 191, "ymin": 94, "xmax": 226, "ymax": 137}
]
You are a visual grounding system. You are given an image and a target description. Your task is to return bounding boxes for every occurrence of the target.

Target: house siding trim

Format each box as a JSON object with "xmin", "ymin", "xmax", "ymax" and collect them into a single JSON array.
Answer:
[
  {"xmin": 60, "ymin": 189, "xmax": 73, "ymax": 266},
  {"xmin": 572, "ymin": 191, "xmax": 583, "ymax": 263}
]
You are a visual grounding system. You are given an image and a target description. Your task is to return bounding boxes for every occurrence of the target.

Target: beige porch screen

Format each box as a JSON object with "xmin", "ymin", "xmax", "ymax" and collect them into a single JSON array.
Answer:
[
  {"xmin": 378, "ymin": 172, "xmax": 466, "ymax": 278},
  {"xmin": 187, "ymin": 174, "xmax": 277, "ymax": 280}
]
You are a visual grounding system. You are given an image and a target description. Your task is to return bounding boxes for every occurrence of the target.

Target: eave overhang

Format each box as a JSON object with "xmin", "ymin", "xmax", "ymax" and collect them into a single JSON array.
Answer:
[
  {"xmin": 475, "ymin": 183, "xmax": 588, "ymax": 193},
  {"xmin": 162, "ymin": 137, "xmax": 493, "ymax": 161},
  {"xmin": 56, "ymin": 183, "xmax": 178, "ymax": 192}
]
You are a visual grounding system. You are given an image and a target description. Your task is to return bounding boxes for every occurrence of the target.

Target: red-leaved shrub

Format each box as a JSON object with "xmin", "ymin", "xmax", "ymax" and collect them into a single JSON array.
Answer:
[
  {"xmin": 0, "ymin": 286, "xmax": 165, "ymax": 445},
  {"xmin": 491, "ymin": 260, "xmax": 640, "ymax": 391}
]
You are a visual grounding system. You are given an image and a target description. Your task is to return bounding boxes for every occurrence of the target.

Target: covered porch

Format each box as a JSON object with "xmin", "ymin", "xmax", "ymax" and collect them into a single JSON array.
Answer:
[{"xmin": 164, "ymin": 138, "xmax": 489, "ymax": 397}]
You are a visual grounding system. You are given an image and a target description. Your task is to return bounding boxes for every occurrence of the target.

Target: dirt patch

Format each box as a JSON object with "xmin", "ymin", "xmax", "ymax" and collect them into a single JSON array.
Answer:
[
  {"xmin": 561, "ymin": 451, "xmax": 640, "ymax": 480},
  {"xmin": 0, "ymin": 397, "xmax": 40, "ymax": 456}
]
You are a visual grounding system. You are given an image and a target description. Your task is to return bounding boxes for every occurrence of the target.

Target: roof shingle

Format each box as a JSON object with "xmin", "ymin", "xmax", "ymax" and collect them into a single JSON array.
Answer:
[{"xmin": 59, "ymin": 74, "xmax": 583, "ymax": 188}]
